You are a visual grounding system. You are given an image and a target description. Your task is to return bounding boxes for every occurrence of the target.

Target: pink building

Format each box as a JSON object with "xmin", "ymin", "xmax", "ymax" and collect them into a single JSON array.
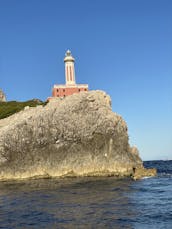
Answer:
[{"xmin": 49, "ymin": 50, "xmax": 88, "ymax": 100}]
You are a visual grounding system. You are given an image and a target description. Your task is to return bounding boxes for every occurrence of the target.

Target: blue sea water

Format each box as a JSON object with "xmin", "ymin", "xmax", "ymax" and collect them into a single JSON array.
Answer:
[{"xmin": 0, "ymin": 160, "xmax": 171, "ymax": 228}]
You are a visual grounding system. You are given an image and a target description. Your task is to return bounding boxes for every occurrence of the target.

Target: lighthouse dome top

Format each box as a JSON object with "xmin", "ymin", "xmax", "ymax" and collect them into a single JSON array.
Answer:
[{"xmin": 64, "ymin": 50, "xmax": 75, "ymax": 62}]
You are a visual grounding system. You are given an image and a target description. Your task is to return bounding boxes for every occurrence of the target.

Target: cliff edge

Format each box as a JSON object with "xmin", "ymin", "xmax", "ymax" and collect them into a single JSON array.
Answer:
[{"xmin": 0, "ymin": 90, "xmax": 155, "ymax": 180}]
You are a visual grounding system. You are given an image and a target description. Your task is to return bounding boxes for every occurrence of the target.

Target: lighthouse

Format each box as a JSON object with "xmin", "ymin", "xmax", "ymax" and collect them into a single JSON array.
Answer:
[
  {"xmin": 64, "ymin": 50, "xmax": 76, "ymax": 85},
  {"xmin": 50, "ymin": 50, "xmax": 88, "ymax": 99}
]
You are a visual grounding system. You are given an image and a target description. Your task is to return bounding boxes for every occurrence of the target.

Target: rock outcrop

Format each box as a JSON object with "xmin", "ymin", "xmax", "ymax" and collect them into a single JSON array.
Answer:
[
  {"xmin": 132, "ymin": 167, "xmax": 157, "ymax": 180},
  {"xmin": 0, "ymin": 90, "xmax": 153, "ymax": 180},
  {"xmin": 0, "ymin": 89, "xmax": 6, "ymax": 102}
]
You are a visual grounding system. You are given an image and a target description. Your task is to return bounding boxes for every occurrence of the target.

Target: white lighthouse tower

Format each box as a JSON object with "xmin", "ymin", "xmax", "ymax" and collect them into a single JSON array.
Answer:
[{"xmin": 64, "ymin": 50, "xmax": 76, "ymax": 85}]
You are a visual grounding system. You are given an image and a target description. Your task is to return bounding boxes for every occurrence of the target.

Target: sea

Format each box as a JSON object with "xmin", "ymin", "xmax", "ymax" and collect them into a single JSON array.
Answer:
[{"xmin": 0, "ymin": 160, "xmax": 171, "ymax": 229}]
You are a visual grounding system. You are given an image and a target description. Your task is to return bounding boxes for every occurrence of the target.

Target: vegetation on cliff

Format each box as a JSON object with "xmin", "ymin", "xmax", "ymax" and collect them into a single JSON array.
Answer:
[{"xmin": 0, "ymin": 100, "xmax": 46, "ymax": 120}]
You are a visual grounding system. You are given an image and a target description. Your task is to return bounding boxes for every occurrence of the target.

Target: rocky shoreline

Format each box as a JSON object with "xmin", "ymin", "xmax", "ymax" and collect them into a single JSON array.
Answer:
[{"xmin": 0, "ymin": 90, "xmax": 156, "ymax": 181}]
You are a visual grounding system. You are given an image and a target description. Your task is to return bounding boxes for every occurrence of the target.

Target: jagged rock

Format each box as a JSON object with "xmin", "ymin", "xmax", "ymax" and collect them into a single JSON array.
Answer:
[
  {"xmin": 0, "ymin": 89, "xmax": 6, "ymax": 102},
  {"xmin": 132, "ymin": 167, "xmax": 157, "ymax": 180},
  {"xmin": 32, "ymin": 98, "xmax": 44, "ymax": 104},
  {"xmin": 0, "ymin": 90, "xmax": 154, "ymax": 180}
]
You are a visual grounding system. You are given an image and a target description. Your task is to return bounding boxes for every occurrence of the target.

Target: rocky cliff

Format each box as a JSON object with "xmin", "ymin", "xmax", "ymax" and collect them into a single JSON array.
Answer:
[{"xmin": 0, "ymin": 91, "xmax": 153, "ymax": 180}]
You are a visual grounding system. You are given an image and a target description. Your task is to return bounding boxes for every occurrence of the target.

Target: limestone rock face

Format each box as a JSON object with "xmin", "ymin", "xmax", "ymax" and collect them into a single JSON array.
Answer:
[
  {"xmin": 0, "ymin": 90, "xmax": 144, "ymax": 180},
  {"xmin": 0, "ymin": 89, "xmax": 6, "ymax": 102}
]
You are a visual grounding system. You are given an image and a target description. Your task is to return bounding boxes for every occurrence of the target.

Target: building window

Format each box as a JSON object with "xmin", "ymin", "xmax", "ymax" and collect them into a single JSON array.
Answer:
[
  {"xmin": 57, "ymin": 89, "xmax": 59, "ymax": 92},
  {"xmin": 63, "ymin": 89, "xmax": 65, "ymax": 92},
  {"xmin": 78, "ymin": 89, "xmax": 80, "ymax": 92},
  {"xmin": 85, "ymin": 88, "xmax": 87, "ymax": 91}
]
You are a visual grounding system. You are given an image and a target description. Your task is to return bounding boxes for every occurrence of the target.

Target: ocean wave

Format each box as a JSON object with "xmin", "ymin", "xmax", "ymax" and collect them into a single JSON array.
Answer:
[
  {"xmin": 158, "ymin": 173, "xmax": 172, "ymax": 178},
  {"xmin": 141, "ymin": 176, "xmax": 152, "ymax": 180}
]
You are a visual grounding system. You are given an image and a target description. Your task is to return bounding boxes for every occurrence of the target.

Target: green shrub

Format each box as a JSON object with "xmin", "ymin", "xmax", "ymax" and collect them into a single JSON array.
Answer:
[{"xmin": 0, "ymin": 100, "xmax": 47, "ymax": 119}]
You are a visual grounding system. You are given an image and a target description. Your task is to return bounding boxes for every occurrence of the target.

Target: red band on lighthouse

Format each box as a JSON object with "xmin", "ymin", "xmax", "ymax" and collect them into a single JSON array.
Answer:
[
  {"xmin": 67, "ymin": 66, "xmax": 69, "ymax": 82},
  {"xmin": 70, "ymin": 66, "xmax": 72, "ymax": 82}
]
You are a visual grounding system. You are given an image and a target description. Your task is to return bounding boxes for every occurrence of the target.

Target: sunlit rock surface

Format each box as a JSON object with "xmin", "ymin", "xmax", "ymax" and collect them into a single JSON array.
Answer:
[{"xmin": 0, "ymin": 90, "xmax": 145, "ymax": 180}]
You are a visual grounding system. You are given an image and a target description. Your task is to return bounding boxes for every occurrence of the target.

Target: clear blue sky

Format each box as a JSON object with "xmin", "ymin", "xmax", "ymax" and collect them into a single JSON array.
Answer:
[{"xmin": 0, "ymin": 0, "xmax": 172, "ymax": 160}]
